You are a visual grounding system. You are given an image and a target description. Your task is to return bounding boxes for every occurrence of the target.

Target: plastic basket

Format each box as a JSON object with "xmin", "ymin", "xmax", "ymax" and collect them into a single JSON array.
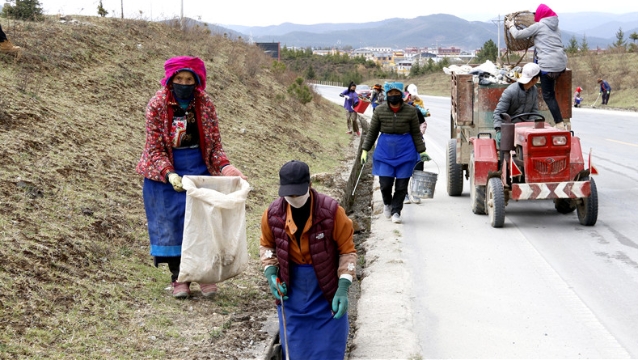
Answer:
[
  {"xmin": 354, "ymin": 100, "xmax": 370, "ymax": 114},
  {"xmin": 410, "ymin": 160, "xmax": 439, "ymax": 199},
  {"xmin": 504, "ymin": 11, "xmax": 535, "ymax": 51}
]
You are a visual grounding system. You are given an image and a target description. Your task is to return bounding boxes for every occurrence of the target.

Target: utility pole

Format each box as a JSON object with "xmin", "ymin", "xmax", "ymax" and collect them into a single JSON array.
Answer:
[
  {"xmin": 121, "ymin": 0, "xmax": 123, "ymax": 19},
  {"xmin": 180, "ymin": 0, "xmax": 184, "ymax": 30},
  {"xmin": 491, "ymin": 14, "xmax": 503, "ymax": 60}
]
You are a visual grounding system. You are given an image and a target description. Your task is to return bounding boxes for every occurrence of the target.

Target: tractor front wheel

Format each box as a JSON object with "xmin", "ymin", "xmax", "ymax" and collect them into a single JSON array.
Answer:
[
  {"xmin": 487, "ymin": 177, "xmax": 505, "ymax": 228},
  {"xmin": 577, "ymin": 177, "xmax": 598, "ymax": 226}
]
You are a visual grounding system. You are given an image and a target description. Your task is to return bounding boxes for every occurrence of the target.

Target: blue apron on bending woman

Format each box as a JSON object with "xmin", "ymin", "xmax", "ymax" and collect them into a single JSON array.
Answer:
[
  {"xmin": 143, "ymin": 147, "xmax": 208, "ymax": 257},
  {"xmin": 278, "ymin": 264, "xmax": 349, "ymax": 360},
  {"xmin": 372, "ymin": 133, "xmax": 420, "ymax": 178}
]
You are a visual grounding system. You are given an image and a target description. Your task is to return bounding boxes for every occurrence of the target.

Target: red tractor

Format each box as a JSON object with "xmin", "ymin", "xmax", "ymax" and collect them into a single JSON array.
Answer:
[{"xmin": 469, "ymin": 113, "xmax": 598, "ymax": 227}]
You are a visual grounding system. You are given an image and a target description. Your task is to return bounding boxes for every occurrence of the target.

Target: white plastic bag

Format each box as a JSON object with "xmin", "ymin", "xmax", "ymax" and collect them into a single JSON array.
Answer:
[{"xmin": 177, "ymin": 175, "xmax": 251, "ymax": 284}]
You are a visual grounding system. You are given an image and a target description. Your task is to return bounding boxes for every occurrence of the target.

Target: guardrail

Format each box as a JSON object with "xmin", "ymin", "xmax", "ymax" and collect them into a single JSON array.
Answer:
[{"xmin": 306, "ymin": 80, "xmax": 344, "ymax": 87}]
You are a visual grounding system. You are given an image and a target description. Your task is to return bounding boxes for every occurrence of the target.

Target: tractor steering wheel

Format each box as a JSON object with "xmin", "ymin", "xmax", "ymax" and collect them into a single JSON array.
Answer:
[{"xmin": 509, "ymin": 112, "xmax": 546, "ymax": 124}]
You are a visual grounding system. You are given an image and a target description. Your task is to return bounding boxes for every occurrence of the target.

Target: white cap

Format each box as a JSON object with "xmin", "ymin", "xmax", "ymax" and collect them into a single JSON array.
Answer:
[
  {"xmin": 407, "ymin": 84, "xmax": 418, "ymax": 96},
  {"xmin": 518, "ymin": 63, "xmax": 540, "ymax": 84}
]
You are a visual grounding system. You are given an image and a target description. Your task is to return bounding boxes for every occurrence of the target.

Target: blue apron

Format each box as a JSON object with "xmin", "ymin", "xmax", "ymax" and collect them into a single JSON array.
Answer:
[
  {"xmin": 372, "ymin": 133, "xmax": 419, "ymax": 179},
  {"xmin": 278, "ymin": 264, "xmax": 348, "ymax": 360},
  {"xmin": 143, "ymin": 147, "xmax": 208, "ymax": 257}
]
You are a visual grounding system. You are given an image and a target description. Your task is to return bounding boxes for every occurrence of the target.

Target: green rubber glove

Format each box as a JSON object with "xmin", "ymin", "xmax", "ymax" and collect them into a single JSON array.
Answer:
[
  {"xmin": 419, "ymin": 152, "xmax": 431, "ymax": 162},
  {"xmin": 496, "ymin": 130, "xmax": 502, "ymax": 149},
  {"xmin": 167, "ymin": 172, "xmax": 184, "ymax": 192},
  {"xmin": 264, "ymin": 266, "xmax": 288, "ymax": 300},
  {"xmin": 607, "ymin": 91, "xmax": 610, "ymax": 94},
  {"xmin": 332, "ymin": 278, "xmax": 351, "ymax": 319},
  {"xmin": 361, "ymin": 150, "xmax": 368, "ymax": 165}
]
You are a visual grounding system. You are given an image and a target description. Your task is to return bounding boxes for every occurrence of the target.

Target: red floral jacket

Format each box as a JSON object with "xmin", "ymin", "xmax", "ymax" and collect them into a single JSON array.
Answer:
[{"xmin": 136, "ymin": 88, "xmax": 230, "ymax": 182}]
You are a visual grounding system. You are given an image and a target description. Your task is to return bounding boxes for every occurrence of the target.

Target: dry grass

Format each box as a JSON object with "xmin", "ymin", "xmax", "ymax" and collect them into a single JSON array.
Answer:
[{"xmin": 0, "ymin": 15, "xmax": 352, "ymax": 359}]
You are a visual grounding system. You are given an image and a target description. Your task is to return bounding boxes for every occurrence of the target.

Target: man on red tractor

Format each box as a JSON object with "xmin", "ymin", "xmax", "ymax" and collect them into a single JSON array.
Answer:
[{"xmin": 493, "ymin": 63, "xmax": 542, "ymax": 149}]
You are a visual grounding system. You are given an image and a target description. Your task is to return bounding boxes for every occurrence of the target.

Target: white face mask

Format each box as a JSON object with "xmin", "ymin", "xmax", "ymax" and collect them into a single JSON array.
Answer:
[{"xmin": 285, "ymin": 190, "xmax": 310, "ymax": 208}]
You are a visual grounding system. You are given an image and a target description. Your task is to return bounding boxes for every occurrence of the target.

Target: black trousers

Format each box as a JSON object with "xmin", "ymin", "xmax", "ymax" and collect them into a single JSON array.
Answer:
[
  {"xmin": 540, "ymin": 72, "xmax": 564, "ymax": 123},
  {"xmin": 379, "ymin": 176, "xmax": 410, "ymax": 215},
  {"xmin": 602, "ymin": 91, "xmax": 611, "ymax": 105},
  {"xmin": 0, "ymin": 25, "xmax": 7, "ymax": 42}
]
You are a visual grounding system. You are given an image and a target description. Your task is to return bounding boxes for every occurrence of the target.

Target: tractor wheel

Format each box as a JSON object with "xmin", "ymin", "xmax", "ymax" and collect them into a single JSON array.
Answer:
[
  {"xmin": 469, "ymin": 153, "xmax": 486, "ymax": 214},
  {"xmin": 577, "ymin": 176, "xmax": 598, "ymax": 226},
  {"xmin": 554, "ymin": 199, "xmax": 576, "ymax": 214},
  {"xmin": 447, "ymin": 139, "xmax": 464, "ymax": 196},
  {"xmin": 487, "ymin": 177, "xmax": 505, "ymax": 228}
]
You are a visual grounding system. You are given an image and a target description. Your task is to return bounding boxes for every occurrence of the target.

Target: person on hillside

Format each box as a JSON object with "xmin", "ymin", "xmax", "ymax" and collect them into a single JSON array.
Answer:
[
  {"xmin": 493, "ymin": 63, "xmax": 542, "ymax": 149},
  {"xmin": 136, "ymin": 56, "xmax": 247, "ymax": 299},
  {"xmin": 260, "ymin": 160, "xmax": 357, "ymax": 359},
  {"xmin": 404, "ymin": 84, "xmax": 431, "ymax": 205},
  {"xmin": 361, "ymin": 82, "xmax": 430, "ymax": 224},
  {"xmin": 339, "ymin": 81, "xmax": 360, "ymax": 136},
  {"xmin": 597, "ymin": 78, "xmax": 611, "ymax": 105},
  {"xmin": 370, "ymin": 83, "xmax": 385, "ymax": 110},
  {"xmin": 573, "ymin": 86, "xmax": 583, "ymax": 107},
  {"xmin": 0, "ymin": 24, "xmax": 21, "ymax": 54},
  {"xmin": 505, "ymin": 3, "xmax": 568, "ymax": 130}
]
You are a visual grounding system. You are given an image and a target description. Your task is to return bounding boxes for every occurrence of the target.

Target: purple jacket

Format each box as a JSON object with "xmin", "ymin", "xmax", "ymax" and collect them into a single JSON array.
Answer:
[{"xmin": 340, "ymin": 88, "xmax": 359, "ymax": 112}]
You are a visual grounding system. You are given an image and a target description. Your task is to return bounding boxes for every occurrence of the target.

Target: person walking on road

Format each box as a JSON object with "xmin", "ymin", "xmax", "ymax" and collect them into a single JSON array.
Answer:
[
  {"xmin": 403, "ymin": 84, "xmax": 431, "ymax": 205},
  {"xmin": 136, "ymin": 56, "xmax": 246, "ymax": 299},
  {"xmin": 339, "ymin": 81, "xmax": 360, "ymax": 136},
  {"xmin": 493, "ymin": 63, "xmax": 542, "ymax": 149},
  {"xmin": 505, "ymin": 3, "xmax": 568, "ymax": 130},
  {"xmin": 360, "ymin": 82, "xmax": 430, "ymax": 224},
  {"xmin": 597, "ymin": 78, "xmax": 611, "ymax": 105},
  {"xmin": 370, "ymin": 83, "xmax": 385, "ymax": 110},
  {"xmin": 260, "ymin": 160, "xmax": 357, "ymax": 360}
]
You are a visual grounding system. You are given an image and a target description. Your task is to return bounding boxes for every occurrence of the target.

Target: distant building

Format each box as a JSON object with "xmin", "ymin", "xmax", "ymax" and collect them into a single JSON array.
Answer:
[
  {"xmin": 395, "ymin": 59, "xmax": 413, "ymax": 75},
  {"xmin": 255, "ymin": 42, "xmax": 281, "ymax": 61}
]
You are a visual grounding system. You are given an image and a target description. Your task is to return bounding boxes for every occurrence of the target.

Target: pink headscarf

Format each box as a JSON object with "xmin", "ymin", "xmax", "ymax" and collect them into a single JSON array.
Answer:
[
  {"xmin": 534, "ymin": 4, "xmax": 557, "ymax": 22},
  {"xmin": 161, "ymin": 56, "xmax": 207, "ymax": 91}
]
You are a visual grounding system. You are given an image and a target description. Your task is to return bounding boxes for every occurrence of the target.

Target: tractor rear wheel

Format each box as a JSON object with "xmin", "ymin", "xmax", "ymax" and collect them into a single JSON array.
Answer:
[
  {"xmin": 469, "ymin": 153, "xmax": 486, "ymax": 214},
  {"xmin": 577, "ymin": 176, "xmax": 598, "ymax": 226},
  {"xmin": 487, "ymin": 177, "xmax": 505, "ymax": 228},
  {"xmin": 554, "ymin": 199, "xmax": 576, "ymax": 214},
  {"xmin": 447, "ymin": 139, "xmax": 464, "ymax": 196}
]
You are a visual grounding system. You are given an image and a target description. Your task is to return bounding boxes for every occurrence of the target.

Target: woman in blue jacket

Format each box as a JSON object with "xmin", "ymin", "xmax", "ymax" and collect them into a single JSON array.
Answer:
[{"xmin": 598, "ymin": 78, "xmax": 612, "ymax": 105}]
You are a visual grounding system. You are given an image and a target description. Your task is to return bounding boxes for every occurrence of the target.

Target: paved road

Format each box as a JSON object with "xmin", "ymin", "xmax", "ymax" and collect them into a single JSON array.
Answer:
[{"xmin": 316, "ymin": 84, "xmax": 638, "ymax": 358}]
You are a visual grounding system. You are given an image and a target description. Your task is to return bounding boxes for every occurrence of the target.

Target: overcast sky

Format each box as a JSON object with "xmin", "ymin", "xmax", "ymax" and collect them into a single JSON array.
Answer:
[{"xmin": 38, "ymin": 0, "xmax": 638, "ymax": 26}]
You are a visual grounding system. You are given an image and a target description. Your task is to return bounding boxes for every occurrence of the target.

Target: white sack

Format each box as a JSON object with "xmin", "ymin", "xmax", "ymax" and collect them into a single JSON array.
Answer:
[{"xmin": 177, "ymin": 175, "xmax": 251, "ymax": 284}]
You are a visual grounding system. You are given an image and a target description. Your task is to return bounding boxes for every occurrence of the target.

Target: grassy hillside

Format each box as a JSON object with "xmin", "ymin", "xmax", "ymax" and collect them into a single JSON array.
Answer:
[{"xmin": 0, "ymin": 16, "xmax": 354, "ymax": 358}]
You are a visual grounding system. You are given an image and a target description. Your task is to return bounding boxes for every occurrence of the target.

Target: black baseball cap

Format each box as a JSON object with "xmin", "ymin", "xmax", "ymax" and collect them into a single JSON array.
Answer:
[{"xmin": 279, "ymin": 160, "xmax": 310, "ymax": 197}]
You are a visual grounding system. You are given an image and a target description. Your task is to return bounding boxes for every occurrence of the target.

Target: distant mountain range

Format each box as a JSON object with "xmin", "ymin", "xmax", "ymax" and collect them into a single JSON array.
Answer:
[{"xmin": 215, "ymin": 12, "xmax": 638, "ymax": 50}]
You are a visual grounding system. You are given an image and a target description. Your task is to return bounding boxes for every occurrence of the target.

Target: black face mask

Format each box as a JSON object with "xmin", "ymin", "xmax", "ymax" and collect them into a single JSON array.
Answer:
[
  {"xmin": 172, "ymin": 83, "xmax": 196, "ymax": 99},
  {"xmin": 387, "ymin": 95, "xmax": 402, "ymax": 105}
]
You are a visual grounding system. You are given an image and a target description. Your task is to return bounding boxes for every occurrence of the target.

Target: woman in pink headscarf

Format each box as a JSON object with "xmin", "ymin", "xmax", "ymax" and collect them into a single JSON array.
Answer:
[
  {"xmin": 136, "ymin": 56, "xmax": 246, "ymax": 299},
  {"xmin": 505, "ymin": 4, "xmax": 568, "ymax": 130}
]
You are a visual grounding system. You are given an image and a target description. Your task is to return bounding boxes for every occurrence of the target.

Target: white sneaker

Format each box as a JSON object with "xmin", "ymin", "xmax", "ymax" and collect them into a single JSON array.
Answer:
[
  {"xmin": 411, "ymin": 195, "xmax": 421, "ymax": 204},
  {"xmin": 391, "ymin": 213, "xmax": 402, "ymax": 224},
  {"xmin": 383, "ymin": 205, "xmax": 392, "ymax": 219},
  {"xmin": 404, "ymin": 194, "xmax": 411, "ymax": 204}
]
